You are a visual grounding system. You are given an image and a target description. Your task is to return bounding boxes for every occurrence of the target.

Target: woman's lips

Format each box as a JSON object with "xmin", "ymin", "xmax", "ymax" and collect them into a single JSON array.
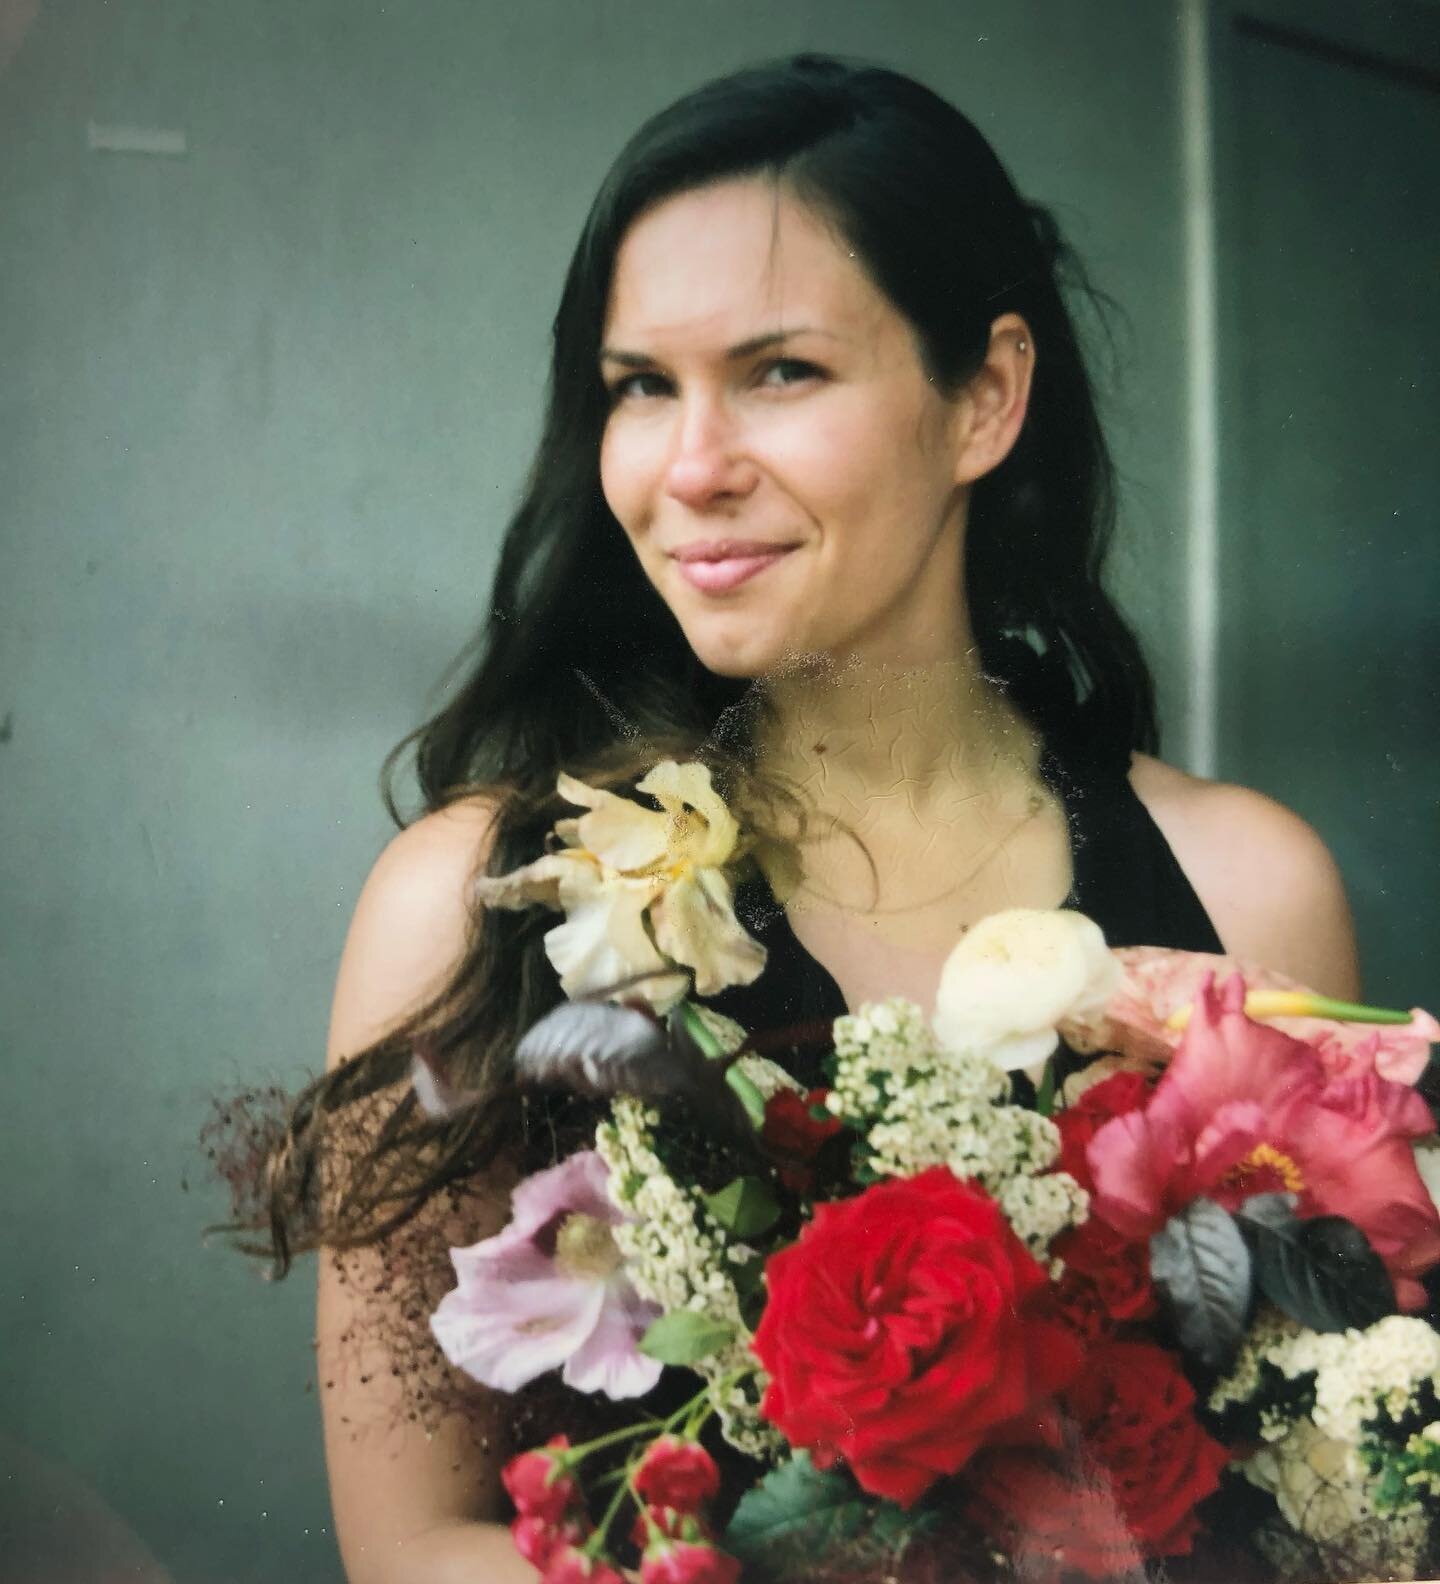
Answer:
[{"xmin": 672, "ymin": 546, "xmax": 796, "ymax": 594}]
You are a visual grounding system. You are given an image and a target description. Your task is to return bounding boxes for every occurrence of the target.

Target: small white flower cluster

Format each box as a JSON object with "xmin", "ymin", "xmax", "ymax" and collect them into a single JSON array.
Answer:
[
  {"xmin": 1209, "ymin": 1306, "xmax": 1300, "ymax": 1416},
  {"xmin": 826, "ymin": 996, "xmax": 1087, "ymax": 1255},
  {"xmin": 1211, "ymin": 1310, "xmax": 1440, "ymax": 1573},
  {"xmin": 1288, "ymin": 1316, "xmax": 1440, "ymax": 1446},
  {"xmin": 595, "ymin": 1095, "xmax": 740, "ymax": 1318},
  {"xmin": 1396, "ymin": 1421, "xmax": 1440, "ymax": 1503},
  {"xmin": 594, "ymin": 1011, "xmax": 787, "ymax": 1461}
]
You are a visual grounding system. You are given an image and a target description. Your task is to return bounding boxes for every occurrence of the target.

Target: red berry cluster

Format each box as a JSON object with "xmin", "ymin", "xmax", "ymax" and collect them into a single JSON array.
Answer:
[
  {"xmin": 504, "ymin": 1437, "xmax": 597, "ymax": 1577},
  {"xmin": 502, "ymin": 1432, "xmax": 741, "ymax": 1583}
]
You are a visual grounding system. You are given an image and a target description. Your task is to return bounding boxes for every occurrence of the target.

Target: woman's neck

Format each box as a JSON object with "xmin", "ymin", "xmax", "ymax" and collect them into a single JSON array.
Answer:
[{"xmin": 752, "ymin": 648, "xmax": 1043, "ymax": 823}]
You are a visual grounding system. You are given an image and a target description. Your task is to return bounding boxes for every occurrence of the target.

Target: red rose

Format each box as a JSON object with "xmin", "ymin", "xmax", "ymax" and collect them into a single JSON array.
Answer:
[
  {"xmin": 503, "ymin": 1435, "xmax": 577, "ymax": 1522},
  {"xmin": 752, "ymin": 1167, "xmax": 1082, "ymax": 1508},
  {"xmin": 1051, "ymin": 1218, "xmax": 1155, "ymax": 1339},
  {"xmin": 763, "ymin": 1088, "xmax": 843, "ymax": 1192},
  {"xmin": 1054, "ymin": 1071, "xmax": 1151, "ymax": 1191},
  {"xmin": 965, "ymin": 1449, "xmax": 1143, "ymax": 1582},
  {"xmin": 633, "ymin": 1436, "xmax": 720, "ymax": 1512},
  {"xmin": 639, "ymin": 1538, "xmax": 743, "ymax": 1584},
  {"xmin": 1065, "ymin": 1340, "xmax": 1230, "ymax": 1555},
  {"xmin": 762, "ymin": 1088, "xmax": 843, "ymax": 1158},
  {"xmin": 966, "ymin": 1340, "xmax": 1230, "ymax": 1576}
]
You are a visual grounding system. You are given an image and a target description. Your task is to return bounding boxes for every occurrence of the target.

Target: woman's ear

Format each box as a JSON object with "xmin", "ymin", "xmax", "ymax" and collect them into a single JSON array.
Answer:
[{"xmin": 950, "ymin": 313, "xmax": 1035, "ymax": 485}]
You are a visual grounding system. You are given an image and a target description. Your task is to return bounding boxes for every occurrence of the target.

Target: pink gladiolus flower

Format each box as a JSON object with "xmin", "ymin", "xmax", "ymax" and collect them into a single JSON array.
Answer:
[
  {"xmin": 1061, "ymin": 947, "xmax": 1438, "ymax": 1086},
  {"xmin": 430, "ymin": 1151, "xmax": 662, "ymax": 1398},
  {"xmin": 1088, "ymin": 976, "xmax": 1440, "ymax": 1309}
]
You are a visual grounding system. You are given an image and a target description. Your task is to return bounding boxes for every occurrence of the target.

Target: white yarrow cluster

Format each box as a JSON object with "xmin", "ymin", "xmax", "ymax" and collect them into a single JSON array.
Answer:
[
  {"xmin": 596, "ymin": 1096, "xmax": 740, "ymax": 1316},
  {"xmin": 1290, "ymin": 1316, "xmax": 1440, "ymax": 1446},
  {"xmin": 1215, "ymin": 1313, "xmax": 1440, "ymax": 1446},
  {"xmin": 594, "ymin": 1014, "xmax": 786, "ymax": 1461},
  {"xmin": 1211, "ymin": 1310, "xmax": 1440, "ymax": 1572},
  {"xmin": 826, "ymin": 996, "xmax": 1087, "ymax": 1254},
  {"xmin": 1209, "ymin": 1306, "xmax": 1300, "ymax": 1417}
]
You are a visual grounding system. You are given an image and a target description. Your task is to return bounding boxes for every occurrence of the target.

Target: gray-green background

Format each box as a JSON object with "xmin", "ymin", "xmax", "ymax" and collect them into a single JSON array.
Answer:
[{"xmin": 1, "ymin": 2, "xmax": 1435, "ymax": 1580}]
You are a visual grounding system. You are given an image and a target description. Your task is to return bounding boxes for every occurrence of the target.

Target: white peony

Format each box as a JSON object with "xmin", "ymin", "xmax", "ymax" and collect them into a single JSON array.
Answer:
[{"xmin": 932, "ymin": 908, "xmax": 1122, "ymax": 1078}]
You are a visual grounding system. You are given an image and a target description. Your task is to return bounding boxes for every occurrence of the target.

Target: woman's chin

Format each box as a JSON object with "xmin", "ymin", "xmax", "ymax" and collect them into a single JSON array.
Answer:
[
  {"xmin": 673, "ymin": 612, "xmax": 802, "ymax": 681},
  {"xmin": 691, "ymin": 644, "xmax": 774, "ymax": 682},
  {"xmin": 678, "ymin": 617, "xmax": 817, "ymax": 681}
]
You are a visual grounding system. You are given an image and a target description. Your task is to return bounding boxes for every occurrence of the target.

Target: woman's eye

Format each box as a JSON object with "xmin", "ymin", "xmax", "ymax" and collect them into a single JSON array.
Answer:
[
  {"xmin": 605, "ymin": 359, "xmax": 820, "ymax": 406},
  {"xmin": 759, "ymin": 357, "xmax": 820, "ymax": 388},
  {"xmin": 607, "ymin": 372, "xmax": 670, "ymax": 404}
]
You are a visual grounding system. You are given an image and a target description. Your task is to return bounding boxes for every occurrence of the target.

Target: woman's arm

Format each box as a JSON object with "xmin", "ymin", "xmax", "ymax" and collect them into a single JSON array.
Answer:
[
  {"xmin": 317, "ymin": 800, "xmax": 544, "ymax": 1584},
  {"xmin": 1129, "ymin": 754, "xmax": 1361, "ymax": 998}
]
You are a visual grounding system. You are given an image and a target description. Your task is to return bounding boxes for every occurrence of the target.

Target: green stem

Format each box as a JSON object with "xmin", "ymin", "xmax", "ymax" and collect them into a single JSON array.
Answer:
[
  {"xmin": 565, "ymin": 1378, "xmax": 717, "ymax": 1467},
  {"xmin": 562, "ymin": 1417, "xmax": 670, "ymax": 1464},
  {"xmin": 1304, "ymin": 995, "xmax": 1415, "ymax": 1026},
  {"xmin": 683, "ymin": 1366, "xmax": 755, "ymax": 1439},
  {"xmin": 586, "ymin": 1456, "xmax": 641, "ymax": 1562},
  {"xmin": 579, "ymin": 1369, "xmax": 758, "ymax": 1559},
  {"xmin": 582, "ymin": 1388, "xmax": 711, "ymax": 1560},
  {"xmin": 678, "ymin": 999, "xmax": 724, "ymax": 1058},
  {"xmin": 677, "ymin": 1001, "xmax": 766, "ymax": 1129}
]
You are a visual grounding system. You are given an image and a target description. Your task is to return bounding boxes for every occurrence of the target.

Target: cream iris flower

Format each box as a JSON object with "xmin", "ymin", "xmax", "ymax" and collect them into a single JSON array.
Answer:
[{"xmin": 474, "ymin": 760, "xmax": 766, "ymax": 1013}]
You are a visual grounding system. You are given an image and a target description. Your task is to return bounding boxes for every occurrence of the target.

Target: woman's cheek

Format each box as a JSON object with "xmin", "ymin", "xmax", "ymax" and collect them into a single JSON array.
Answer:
[{"xmin": 599, "ymin": 421, "xmax": 653, "ymax": 534}]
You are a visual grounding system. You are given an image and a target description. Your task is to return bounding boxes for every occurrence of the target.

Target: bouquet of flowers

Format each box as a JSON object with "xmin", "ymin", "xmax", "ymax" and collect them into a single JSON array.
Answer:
[{"xmin": 417, "ymin": 761, "xmax": 1440, "ymax": 1583}]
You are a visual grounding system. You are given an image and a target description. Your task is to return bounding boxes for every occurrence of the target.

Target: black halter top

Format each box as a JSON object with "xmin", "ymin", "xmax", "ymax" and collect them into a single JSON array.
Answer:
[{"xmin": 709, "ymin": 740, "xmax": 1224, "ymax": 1044}]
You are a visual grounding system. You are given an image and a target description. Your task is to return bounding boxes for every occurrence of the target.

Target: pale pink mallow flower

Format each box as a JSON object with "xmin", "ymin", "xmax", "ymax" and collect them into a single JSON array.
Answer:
[
  {"xmin": 430, "ymin": 1150, "xmax": 663, "ymax": 1399},
  {"xmin": 1061, "ymin": 946, "xmax": 1438, "ymax": 1087}
]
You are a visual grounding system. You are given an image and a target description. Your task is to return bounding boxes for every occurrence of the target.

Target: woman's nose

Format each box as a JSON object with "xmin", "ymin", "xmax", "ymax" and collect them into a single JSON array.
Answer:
[{"xmin": 663, "ymin": 396, "xmax": 757, "ymax": 510}]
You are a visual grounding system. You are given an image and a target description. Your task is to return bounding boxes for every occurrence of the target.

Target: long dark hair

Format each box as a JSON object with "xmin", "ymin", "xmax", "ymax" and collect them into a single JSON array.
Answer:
[{"xmin": 241, "ymin": 51, "xmax": 1158, "ymax": 1271}]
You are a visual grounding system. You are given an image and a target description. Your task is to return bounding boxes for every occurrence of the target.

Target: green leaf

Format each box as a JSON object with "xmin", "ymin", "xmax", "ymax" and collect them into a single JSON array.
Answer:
[
  {"xmin": 722, "ymin": 1454, "xmax": 870, "ymax": 1576},
  {"xmin": 703, "ymin": 1176, "xmax": 782, "ymax": 1239},
  {"xmin": 729, "ymin": 1250, "xmax": 768, "ymax": 1301},
  {"xmin": 1236, "ymin": 1199, "xmax": 1396, "ymax": 1332},
  {"xmin": 866, "ymin": 1500, "xmax": 942, "ymax": 1549},
  {"xmin": 1034, "ymin": 1056, "xmax": 1057, "ymax": 1117},
  {"xmin": 638, "ymin": 1310, "xmax": 737, "ymax": 1366},
  {"xmin": 723, "ymin": 1456, "xmax": 939, "ymax": 1581},
  {"xmin": 1149, "ymin": 1197, "xmax": 1252, "ymax": 1371}
]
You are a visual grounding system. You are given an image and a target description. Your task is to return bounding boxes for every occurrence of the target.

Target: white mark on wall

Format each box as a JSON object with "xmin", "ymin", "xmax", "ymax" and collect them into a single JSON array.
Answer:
[
  {"xmin": 86, "ymin": 122, "xmax": 189, "ymax": 157},
  {"xmin": 1180, "ymin": 0, "xmax": 1219, "ymax": 778}
]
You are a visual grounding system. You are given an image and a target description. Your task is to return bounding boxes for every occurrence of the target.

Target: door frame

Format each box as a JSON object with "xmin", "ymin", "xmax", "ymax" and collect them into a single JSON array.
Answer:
[{"xmin": 1196, "ymin": 0, "xmax": 1440, "ymax": 781}]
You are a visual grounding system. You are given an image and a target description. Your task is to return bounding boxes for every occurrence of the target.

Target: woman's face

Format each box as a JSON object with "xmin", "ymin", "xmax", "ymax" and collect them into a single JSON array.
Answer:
[{"xmin": 598, "ymin": 178, "xmax": 982, "ymax": 679}]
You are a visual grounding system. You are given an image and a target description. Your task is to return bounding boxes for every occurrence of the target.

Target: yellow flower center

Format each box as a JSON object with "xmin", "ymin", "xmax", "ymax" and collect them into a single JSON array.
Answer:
[
  {"xmin": 1229, "ymin": 1142, "xmax": 1306, "ymax": 1194},
  {"xmin": 553, "ymin": 1213, "xmax": 623, "ymax": 1281}
]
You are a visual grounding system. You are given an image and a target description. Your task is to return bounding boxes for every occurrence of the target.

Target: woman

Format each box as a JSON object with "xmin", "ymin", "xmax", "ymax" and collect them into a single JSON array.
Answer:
[{"xmin": 276, "ymin": 53, "xmax": 1359, "ymax": 1582}]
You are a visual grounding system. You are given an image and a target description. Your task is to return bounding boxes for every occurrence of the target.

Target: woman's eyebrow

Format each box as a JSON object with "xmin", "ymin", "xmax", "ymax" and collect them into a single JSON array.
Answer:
[{"xmin": 598, "ymin": 326, "xmax": 844, "ymax": 368}]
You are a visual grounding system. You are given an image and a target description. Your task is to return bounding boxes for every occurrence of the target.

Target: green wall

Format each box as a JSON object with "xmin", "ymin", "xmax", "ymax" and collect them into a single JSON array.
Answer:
[{"xmin": 0, "ymin": 3, "xmax": 1192, "ymax": 1578}]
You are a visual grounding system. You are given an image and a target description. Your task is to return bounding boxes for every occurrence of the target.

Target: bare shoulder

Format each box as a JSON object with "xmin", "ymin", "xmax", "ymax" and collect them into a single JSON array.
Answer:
[
  {"xmin": 327, "ymin": 794, "xmax": 504, "ymax": 1066},
  {"xmin": 1127, "ymin": 754, "xmax": 1360, "ymax": 997}
]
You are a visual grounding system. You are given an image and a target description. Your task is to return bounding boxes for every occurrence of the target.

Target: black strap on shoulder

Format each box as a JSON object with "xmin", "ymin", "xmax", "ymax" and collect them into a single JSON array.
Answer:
[{"xmin": 1040, "ymin": 741, "xmax": 1224, "ymax": 953}]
